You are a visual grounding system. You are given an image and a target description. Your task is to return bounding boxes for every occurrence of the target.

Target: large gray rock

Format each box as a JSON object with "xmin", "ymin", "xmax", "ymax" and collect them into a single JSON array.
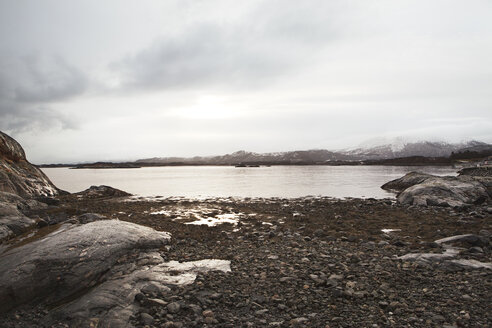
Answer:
[
  {"xmin": 381, "ymin": 171, "xmax": 434, "ymax": 192},
  {"xmin": 0, "ymin": 191, "xmax": 46, "ymax": 241},
  {"xmin": 0, "ymin": 219, "xmax": 171, "ymax": 313},
  {"xmin": 74, "ymin": 185, "xmax": 131, "ymax": 199},
  {"xmin": 397, "ymin": 234, "xmax": 491, "ymax": 270},
  {"xmin": 383, "ymin": 172, "xmax": 490, "ymax": 207},
  {"xmin": 49, "ymin": 257, "xmax": 230, "ymax": 327},
  {"xmin": 0, "ymin": 131, "xmax": 60, "ymax": 198},
  {"xmin": 0, "ymin": 219, "xmax": 231, "ymax": 327},
  {"xmin": 397, "ymin": 175, "xmax": 489, "ymax": 207}
]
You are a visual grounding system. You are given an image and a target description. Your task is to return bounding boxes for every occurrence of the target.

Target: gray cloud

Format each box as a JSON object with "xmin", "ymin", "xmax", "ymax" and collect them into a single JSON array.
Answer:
[
  {"xmin": 0, "ymin": 55, "xmax": 86, "ymax": 132},
  {"xmin": 0, "ymin": 0, "xmax": 491, "ymax": 163},
  {"xmin": 112, "ymin": 1, "xmax": 344, "ymax": 92},
  {"xmin": 113, "ymin": 25, "xmax": 294, "ymax": 91}
]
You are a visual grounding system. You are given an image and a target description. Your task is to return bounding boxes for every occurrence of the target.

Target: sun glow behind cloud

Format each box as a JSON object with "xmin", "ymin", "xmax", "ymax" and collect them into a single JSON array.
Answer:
[{"xmin": 173, "ymin": 96, "xmax": 241, "ymax": 120}]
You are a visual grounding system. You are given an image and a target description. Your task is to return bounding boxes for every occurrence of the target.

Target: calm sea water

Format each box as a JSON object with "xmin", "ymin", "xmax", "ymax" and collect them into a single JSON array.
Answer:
[{"xmin": 41, "ymin": 166, "xmax": 457, "ymax": 199}]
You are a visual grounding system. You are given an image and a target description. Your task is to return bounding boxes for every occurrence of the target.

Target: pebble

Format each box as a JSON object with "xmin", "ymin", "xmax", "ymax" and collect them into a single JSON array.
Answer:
[
  {"xmin": 167, "ymin": 302, "xmax": 180, "ymax": 314},
  {"xmin": 202, "ymin": 309, "xmax": 214, "ymax": 317},
  {"xmin": 140, "ymin": 313, "xmax": 154, "ymax": 325},
  {"xmin": 290, "ymin": 317, "xmax": 309, "ymax": 326}
]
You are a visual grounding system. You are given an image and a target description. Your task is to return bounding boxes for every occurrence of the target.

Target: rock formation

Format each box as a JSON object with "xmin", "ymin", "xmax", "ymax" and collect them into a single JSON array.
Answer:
[
  {"xmin": 0, "ymin": 131, "xmax": 232, "ymax": 327},
  {"xmin": 397, "ymin": 233, "xmax": 491, "ymax": 270},
  {"xmin": 382, "ymin": 172, "xmax": 491, "ymax": 207},
  {"xmin": 0, "ymin": 131, "xmax": 60, "ymax": 198}
]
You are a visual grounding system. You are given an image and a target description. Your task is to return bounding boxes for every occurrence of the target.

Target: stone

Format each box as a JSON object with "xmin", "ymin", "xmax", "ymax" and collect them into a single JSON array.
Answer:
[
  {"xmin": 74, "ymin": 185, "xmax": 131, "ymax": 199},
  {"xmin": 0, "ymin": 191, "xmax": 49, "ymax": 241},
  {"xmin": 381, "ymin": 172, "xmax": 433, "ymax": 192},
  {"xmin": 202, "ymin": 309, "xmax": 214, "ymax": 317},
  {"xmin": 75, "ymin": 213, "xmax": 107, "ymax": 224},
  {"xmin": 140, "ymin": 313, "xmax": 154, "ymax": 325},
  {"xmin": 435, "ymin": 234, "xmax": 489, "ymax": 247},
  {"xmin": 148, "ymin": 298, "xmax": 167, "ymax": 306},
  {"xmin": 36, "ymin": 219, "xmax": 49, "ymax": 228},
  {"xmin": 135, "ymin": 293, "xmax": 146, "ymax": 302},
  {"xmin": 290, "ymin": 317, "xmax": 309, "ymax": 326},
  {"xmin": 167, "ymin": 302, "xmax": 181, "ymax": 314}
]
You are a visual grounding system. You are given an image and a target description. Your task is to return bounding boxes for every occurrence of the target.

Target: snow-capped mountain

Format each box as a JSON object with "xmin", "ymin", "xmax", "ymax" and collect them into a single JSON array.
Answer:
[
  {"xmin": 341, "ymin": 140, "xmax": 488, "ymax": 160},
  {"xmin": 136, "ymin": 139, "xmax": 491, "ymax": 165}
]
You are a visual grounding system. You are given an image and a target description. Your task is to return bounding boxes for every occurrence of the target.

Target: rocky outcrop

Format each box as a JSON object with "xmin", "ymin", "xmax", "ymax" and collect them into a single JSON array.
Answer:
[
  {"xmin": 0, "ymin": 220, "xmax": 170, "ymax": 312},
  {"xmin": 458, "ymin": 166, "xmax": 492, "ymax": 177},
  {"xmin": 383, "ymin": 172, "xmax": 490, "ymax": 207},
  {"xmin": 0, "ymin": 131, "xmax": 63, "ymax": 241},
  {"xmin": 381, "ymin": 171, "xmax": 433, "ymax": 192},
  {"xmin": 0, "ymin": 191, "xmax": 48, "ymax": 241},
  {"xmin": 397, "ymin": 176, "xmax": 489, "ymax": 207},
  {"xmin": 0, "ymin": 131, "xmax": 234, "ymax": 327},
  {"xmin": 0, "ymin": 131, "xmax": 60, "ymax": 198},
  {"xmin": 74, "ymin": 185, "xmax": 132, "ymax": 199},
  {"xmin": 397, "ymin": 233, "xmax": 491, "ymax": 270},
  {"xmin": 0, "ymin": 219, "xmax": 231, "ymax": 327}
]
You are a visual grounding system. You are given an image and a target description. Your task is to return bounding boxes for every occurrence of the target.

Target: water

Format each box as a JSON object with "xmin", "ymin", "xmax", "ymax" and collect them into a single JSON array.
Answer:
[{"xmin": 41, "ymin": 165, "xmax": 457, "ymax": 199}]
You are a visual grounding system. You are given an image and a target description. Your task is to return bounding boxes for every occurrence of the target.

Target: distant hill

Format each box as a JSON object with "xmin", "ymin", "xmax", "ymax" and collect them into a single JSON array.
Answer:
[
  {"xmin": 135, "ymin": 141, "xmax": 491, "ymax": 166},
  {"xmin": 136, "ymin": 149, "xmax": 357, "ymax": 165}
]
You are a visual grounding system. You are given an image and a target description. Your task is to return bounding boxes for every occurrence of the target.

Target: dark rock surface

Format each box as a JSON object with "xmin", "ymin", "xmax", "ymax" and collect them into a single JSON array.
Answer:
[
  {"xmin": 0, "ymin": 191, "xmax": 47, "ymax": 241},
  {"xmin": 0, "ymin": 214, "xmax": 231, "ymax": 327},
  {"xmin": 398, "ymin": 233, "xmax": 491, "ymax": 269},
  {"xmin": 0, "ymin": 131, "xmax": 60, "ymax": 198},
  {"xmin": 0, "ymin": 220, "xmax": 170, "ymax": 312},
  {"xmin": 74, "ymin": 185, "xmax": 132, "ymax": 199},
  {"xmin": 0, "ymin": 131, "xmax": 63, "ymax": 241},
  {"xmin": 459, "ymin": 166, "xmax": 492, "ymax": 177},
  {"xmin": 381, "ymin": 171, "xmax": 433, "ymax": 192}
]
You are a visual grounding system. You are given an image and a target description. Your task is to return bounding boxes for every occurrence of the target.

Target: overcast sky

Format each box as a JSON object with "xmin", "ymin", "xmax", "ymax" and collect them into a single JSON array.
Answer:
[{"xmin": 1, "ymin": 0, "xmax": 491, "ymax": 163}]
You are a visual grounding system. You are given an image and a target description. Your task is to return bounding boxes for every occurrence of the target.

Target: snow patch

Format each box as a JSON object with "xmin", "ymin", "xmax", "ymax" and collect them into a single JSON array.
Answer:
[
  {"xmin": 185, "ymin": 214, "xmax": 240, "ymax": 226},
  {"xmin": 381, "ymin": 229, "xmax": 401, "ymax": 234}
]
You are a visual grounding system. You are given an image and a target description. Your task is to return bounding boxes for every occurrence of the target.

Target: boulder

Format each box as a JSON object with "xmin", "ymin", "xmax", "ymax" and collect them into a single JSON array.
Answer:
[
  {"xmin": 397, "ymin": 175, "xmax": 489, "ymax": 207},
  {"xmin": 74, "ymin": 185, "xmax": 132, "ymax": 199},
  {"xmin": 435, "ymin": 234, "xmax": 489, "ymax": 248},
  {"xmin": 49, "ymin": 258, "xmax": 231, "ymax": 327},
  {"xmin": 0, "ymin": 219, "xmax": 231, "ymax": 327},
  {"xmin": 0, "ymin": 131, "xmax": 61, "ymax": 198},
  {"xmin": 381, "ymin": 171, "xmax": 434, "ymax": 192},
  {"xmin": 0, "ymin": 219, "xmax": 171, "ymax": 313},
  {"xmin": 397, "ymin": 234, "xmax": 491, "ymax": 270}
]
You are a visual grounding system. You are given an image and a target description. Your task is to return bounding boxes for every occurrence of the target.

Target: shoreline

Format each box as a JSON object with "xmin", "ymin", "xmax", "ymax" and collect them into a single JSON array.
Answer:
[{"xmin": 3, "ymin": 193, "xmax": 490, "ymax": 327}]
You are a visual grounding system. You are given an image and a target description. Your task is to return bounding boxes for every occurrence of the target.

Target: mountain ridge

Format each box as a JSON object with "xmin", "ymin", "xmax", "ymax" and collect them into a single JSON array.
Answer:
[{"xmin": 134, "ymin": 140, "xmax": 490, "ymax": 165}]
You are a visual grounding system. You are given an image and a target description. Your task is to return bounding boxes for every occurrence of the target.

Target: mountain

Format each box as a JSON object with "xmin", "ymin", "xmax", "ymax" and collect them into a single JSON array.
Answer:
[
  {"xmin": 340, "ymin": 140, "xmax": 489, "ymax": 160},
  {"xmin": 136, "ymin": 149, "xmax": 357, "ymax": 165},
  {"xmin": 135, "ymin": 140, "xmax": 491, "ymax": 166}
]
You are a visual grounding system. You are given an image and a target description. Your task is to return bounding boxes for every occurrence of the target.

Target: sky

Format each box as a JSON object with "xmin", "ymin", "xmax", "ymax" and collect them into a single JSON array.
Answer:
[{"xmin": 0, "ymin": 0, "xmax": 491, "ymax": 164}]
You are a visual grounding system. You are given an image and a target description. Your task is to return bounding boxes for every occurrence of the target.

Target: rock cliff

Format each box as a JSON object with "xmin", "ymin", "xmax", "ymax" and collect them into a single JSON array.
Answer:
[{"xmin": 0, "ymin": 131, "xmax": 60, "ymax": 198}]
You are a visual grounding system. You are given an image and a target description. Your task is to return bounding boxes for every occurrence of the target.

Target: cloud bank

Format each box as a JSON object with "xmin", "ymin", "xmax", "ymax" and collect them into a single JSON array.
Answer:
[{"xmin": 0, "ymin": 0, "xmax": 490, "ymax": 163}]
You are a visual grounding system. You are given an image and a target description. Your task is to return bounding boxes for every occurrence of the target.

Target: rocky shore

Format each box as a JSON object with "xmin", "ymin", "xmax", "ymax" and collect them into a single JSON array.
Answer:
[
  {"xmin": 1, "ymin": 131, "xmax": 491, "ymax": 327},
  {"xmin": 0, "ymin": 192, "xmax": 490, "ymax": 327}
]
